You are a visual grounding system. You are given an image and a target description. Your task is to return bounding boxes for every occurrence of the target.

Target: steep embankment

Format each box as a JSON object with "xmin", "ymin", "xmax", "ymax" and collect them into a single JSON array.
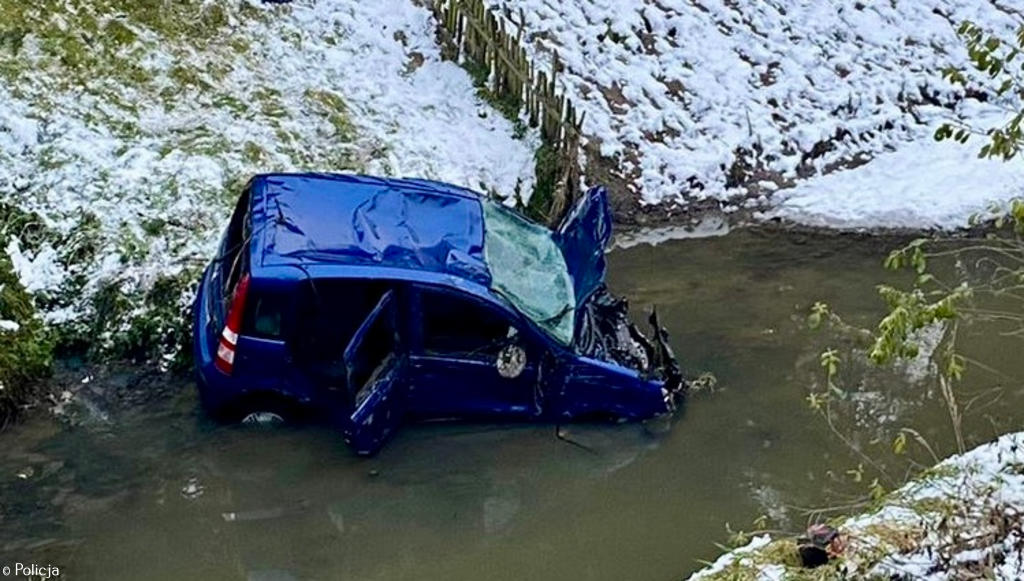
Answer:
[
  {"xmin": 0, "ymin": 0, "xmax": 537, "ymax": 411},
  {"xmin": 481, "ymin": 0, "xmax": 1024, "ymax": 228},
  {"xmin": 688, "ymin": 432, "xmax": 1024, "ymax": 580}
]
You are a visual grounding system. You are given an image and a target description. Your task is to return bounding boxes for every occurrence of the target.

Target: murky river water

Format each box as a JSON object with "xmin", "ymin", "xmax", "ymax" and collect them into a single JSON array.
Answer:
[{"xmin": 3, "ymin": 228, "xmax": 1023, "ymax": 580}]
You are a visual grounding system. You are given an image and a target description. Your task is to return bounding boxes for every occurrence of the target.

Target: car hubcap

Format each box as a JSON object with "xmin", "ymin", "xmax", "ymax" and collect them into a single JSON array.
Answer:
[{"xmin": 241, "ymin": 411, "xmax": 285, "ymax": 425}]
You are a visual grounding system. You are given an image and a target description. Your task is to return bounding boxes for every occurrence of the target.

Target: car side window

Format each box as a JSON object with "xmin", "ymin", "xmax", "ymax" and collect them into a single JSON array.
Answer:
[
  {"xmin": 420, "ymin": 290, "xmax": 516, "ymax": 357},
  {"xmin": 292, "ymin": 280, "xmax": 393, "ymax": 365}
]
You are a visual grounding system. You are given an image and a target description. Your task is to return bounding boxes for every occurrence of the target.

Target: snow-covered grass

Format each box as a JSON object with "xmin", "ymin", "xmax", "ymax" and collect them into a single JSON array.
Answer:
[
  {"xmin": 480, "ymin": 0, "xmax": 1024, "ymax": 226},
  {"xmin": 0, "ymin": 0, "xmax": 536, "ymax": 366},
  {"xmin": 687, "ymin": 432, "xmax": 1024, "ymax": 580}
]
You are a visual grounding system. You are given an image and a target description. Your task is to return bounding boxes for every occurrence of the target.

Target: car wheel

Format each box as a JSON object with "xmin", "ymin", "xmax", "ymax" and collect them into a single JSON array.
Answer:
[
  {"xmin": 222, "ymin": 394, "xmax": 303, "ymax": 427},
  {"xmin": 241, "ymin": 411, "xmax": 286, "ymax": 425}
]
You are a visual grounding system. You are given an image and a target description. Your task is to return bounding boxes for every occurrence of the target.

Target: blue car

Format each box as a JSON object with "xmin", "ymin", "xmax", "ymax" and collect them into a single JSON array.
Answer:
[{"xmin": 193, "ymin": 173, "xmax": 683, "ymax": 455}]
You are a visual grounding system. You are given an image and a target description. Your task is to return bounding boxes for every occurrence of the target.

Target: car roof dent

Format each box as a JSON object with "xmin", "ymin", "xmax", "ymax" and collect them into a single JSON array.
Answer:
[
  {"xmin": 245, "ymin": 173, "xmax": 591, "ymax": 346},
  {"xmin": 252, "ymin": 174, "xmax": 491, "ymax": 287}
]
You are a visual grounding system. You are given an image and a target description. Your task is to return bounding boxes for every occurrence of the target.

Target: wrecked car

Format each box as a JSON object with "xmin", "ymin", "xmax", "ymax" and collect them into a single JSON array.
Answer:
[{"xmin": 192, "ymin": 173, "xmax": 683, "ymax": 455}]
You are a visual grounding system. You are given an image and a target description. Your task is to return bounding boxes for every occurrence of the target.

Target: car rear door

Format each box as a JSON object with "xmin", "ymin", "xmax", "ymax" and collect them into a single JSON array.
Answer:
[{"xmin": 342, "ymin": 289, "xmax": 407, "ymax": 455}]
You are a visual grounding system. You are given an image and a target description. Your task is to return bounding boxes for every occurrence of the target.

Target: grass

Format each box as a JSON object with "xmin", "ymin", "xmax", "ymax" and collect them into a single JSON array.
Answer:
[
  {"xmin": 459, "ymin": 58, "xmax": 528, "ymax": 138},
  {"xmin": 694, "ymin": 462, "xmax": 1015, "ymax": 581},
  {"xmin": 0, "ymin": 244, "xmax": 53, "ymax": 426},
  {"xmin": 456, "ymin": 54, "xmax": 566, "ymax": 224},
  {"xmin": 0, "ymin": 0, "xmax": 374, "ymax": 420},
  {"xmin": 525, "ymin": 143, "xmax": 560, "ymax": 224},
  {"xmin": 304, "ymin": 89, "xmax": 358, "ymax": 141}
]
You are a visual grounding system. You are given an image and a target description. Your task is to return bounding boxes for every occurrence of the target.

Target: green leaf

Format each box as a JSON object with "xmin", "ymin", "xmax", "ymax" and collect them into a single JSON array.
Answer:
[
  {"xmin": 892, "ymin": 431, "xmax": 907, "ymax": 455},
  {"xmin": 820, "ymin": 348, "xmax": 840, "ymax": 379},
  {"xmin": 884, "ymin": 249, "xmax": 903, "ymax": 270}
]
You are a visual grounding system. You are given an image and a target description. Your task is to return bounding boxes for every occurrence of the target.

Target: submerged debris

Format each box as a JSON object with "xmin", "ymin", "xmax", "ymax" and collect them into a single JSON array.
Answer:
[{"xmin": 180, "ymin": 477, "xmax": 204, "ymax": 500}]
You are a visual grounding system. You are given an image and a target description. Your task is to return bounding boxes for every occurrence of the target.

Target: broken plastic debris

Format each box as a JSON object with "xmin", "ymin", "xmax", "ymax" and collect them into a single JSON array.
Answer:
[{"xmin": 181, "ymin": 477, "xmax": 204, "ymax": 500}]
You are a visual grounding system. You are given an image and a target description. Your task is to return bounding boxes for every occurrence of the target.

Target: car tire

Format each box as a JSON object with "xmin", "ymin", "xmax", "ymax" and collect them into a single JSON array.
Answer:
[{"xmin": 216, "ymin": 393, "xmax": 304, "ymax": 427}]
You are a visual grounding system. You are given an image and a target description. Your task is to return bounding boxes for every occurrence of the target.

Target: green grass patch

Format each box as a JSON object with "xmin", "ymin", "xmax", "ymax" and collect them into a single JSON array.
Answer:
[
  {"xmin": 522, "ymin": 142, "xmax": 559, "ymax": 223},
  {"xmin": 0, "ymin": 202, "xmax": 50, "ymax": 255},
  {"xmin": 458, "ymin": 59, "xmax": 527, "ymax": 139},
  {"xmin": 114, "ymin": 273, "xmax": 198, "ymax": 370},
  {"xmin": 304, "ymin": 88, "xmax": 358, "ymax": 140},
  {"xmin": 0, "ymin": 253, "xmax": 53, "ymax": 426},
  {"xmin": 57, "ymin": 270, "xmax": 199, "ymax": 371}
]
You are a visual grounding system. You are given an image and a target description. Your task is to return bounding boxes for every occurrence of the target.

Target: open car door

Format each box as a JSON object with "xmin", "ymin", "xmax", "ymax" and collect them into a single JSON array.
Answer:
[
  {"xmin": 342, "ymin": 289, "xmax": 406, "ymax": 456},
  {"xmin": 554, "ymin": 186, "xmax": 613, "ymax": 305}
]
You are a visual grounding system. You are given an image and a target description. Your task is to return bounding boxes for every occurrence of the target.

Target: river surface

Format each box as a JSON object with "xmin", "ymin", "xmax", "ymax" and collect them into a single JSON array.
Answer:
[{"xmin": 3, "ymin": 228, "xmax": 1023, "ymax": 580}]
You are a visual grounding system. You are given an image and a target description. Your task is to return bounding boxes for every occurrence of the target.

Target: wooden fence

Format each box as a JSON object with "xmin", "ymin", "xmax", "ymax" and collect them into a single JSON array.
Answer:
[{"xmin": 432, "ymin": 0, "xmax": 584, "ymax": 224}]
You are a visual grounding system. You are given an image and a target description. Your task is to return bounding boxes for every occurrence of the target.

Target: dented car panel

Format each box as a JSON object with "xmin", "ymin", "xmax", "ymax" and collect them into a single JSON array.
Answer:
[{"xmin": 193, "ymin": 173, "xmax": 685, "ymax": 456}]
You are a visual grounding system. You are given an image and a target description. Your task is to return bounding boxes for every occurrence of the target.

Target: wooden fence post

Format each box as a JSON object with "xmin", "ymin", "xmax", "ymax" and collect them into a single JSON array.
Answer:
[{"xmin": 432, "ymin": 0, "xmax": 584, "ymax": 225}]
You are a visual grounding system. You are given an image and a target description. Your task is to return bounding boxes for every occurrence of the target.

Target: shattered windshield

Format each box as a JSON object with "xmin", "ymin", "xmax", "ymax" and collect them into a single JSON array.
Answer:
[{"xmin": 481, "ymin": 200, "xmax": 575, "ymax": 345}]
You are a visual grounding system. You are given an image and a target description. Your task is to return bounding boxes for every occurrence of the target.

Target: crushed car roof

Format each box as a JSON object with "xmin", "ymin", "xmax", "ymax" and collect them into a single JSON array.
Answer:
[
  {"xmin": 249, "ymin": 173, "xmax": 581, "ymax": 344},
  {"xmin": 251, "ymin": 173, "xmax": 492, "ymax": 286}
]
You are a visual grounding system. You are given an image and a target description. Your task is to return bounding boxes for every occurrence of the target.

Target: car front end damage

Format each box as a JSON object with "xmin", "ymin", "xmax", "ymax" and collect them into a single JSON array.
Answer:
[{"xmin": 574, "ymin": 285, "xmax": 686, "ymax": 410}]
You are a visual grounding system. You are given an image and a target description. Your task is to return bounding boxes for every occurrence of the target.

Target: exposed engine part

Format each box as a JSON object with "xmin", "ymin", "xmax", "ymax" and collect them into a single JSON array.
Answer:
[{"xmin": 575, "ymin": 286, "xmax": 685, "ymax": 396}]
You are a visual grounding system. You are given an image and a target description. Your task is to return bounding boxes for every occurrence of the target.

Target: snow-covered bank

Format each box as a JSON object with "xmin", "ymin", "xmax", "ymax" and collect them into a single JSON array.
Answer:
[
  {"xmin": 480, "ymin": 0, "xmax": 1023, "ymax": 227},
  {"xmin": 762, "ymin": 112, "xmax": 1024, "ymax": 231},
  {"xmin": 0, "ymin": 0, "xmax": 535, "ymax": 352},
  {"xmin": 688, "ymin": 431, "xmax": 1024, "ymax": 580}
]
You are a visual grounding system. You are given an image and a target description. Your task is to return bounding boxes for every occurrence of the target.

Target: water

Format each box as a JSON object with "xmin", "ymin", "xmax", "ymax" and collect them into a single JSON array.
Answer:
[{"xmin": 3, "ymin": 229, "xmax": 1024, "ymax": 580}]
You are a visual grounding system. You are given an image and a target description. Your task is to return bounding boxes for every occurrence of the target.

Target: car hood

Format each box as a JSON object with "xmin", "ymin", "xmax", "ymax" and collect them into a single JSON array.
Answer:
[{"xmin": 554, "ymin": 186, "xmax": 613, "ymax": 306}]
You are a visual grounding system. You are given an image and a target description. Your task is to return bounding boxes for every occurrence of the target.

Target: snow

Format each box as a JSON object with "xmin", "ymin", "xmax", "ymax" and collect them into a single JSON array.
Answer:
[
  {"xmin": 687, "ymin": 431, "xmax": 1024, "ymax": 580},
  {"xmin": 686, "ymin": 534, "xmax": 775, "ymax": 580},
  {"xmin": 5, "ymin": 239, "xmax": 63, "ymax": 297},
  {"xmin": 0, "ymin": 0, "xmax": 536, "ymax": 335},
  {"xmin": 480, "ymin": 0, "xmax": 1023, "ymax": 226},
  {"xmin": 612, "ymin": 215, "xmax": 730, "ymax": 248},
  {"xmin": 849, "ymin": 432, "xmax": 1024, "ymax": 579},
  {"xmin": 764, "ymin": 112, "xmax": 1024, "ymax": 230}
]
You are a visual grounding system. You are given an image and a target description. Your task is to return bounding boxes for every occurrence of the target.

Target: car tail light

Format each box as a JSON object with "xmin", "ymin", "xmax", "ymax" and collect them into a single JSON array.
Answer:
[{"xmin": 215, "ymin": 274, "xmax": 250, "ymax": 375}]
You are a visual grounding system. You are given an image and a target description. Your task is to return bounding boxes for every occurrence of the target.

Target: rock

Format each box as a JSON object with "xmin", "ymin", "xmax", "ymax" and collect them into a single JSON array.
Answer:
[{"xmin": 797, "ymin": 523, "xmax": 843, "ymax": 568}]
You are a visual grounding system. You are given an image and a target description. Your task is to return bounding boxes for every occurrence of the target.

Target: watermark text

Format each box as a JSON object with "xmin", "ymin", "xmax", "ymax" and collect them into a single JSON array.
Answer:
[{"xmin": 1, "ymin": 563, "xmax": 61, "ymax": 579}]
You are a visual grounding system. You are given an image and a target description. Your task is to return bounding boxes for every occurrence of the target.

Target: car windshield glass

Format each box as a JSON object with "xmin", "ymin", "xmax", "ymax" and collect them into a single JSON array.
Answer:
[{"xmin": 481, "ymin": 200, "xmax": 575, "ymax": 344}]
